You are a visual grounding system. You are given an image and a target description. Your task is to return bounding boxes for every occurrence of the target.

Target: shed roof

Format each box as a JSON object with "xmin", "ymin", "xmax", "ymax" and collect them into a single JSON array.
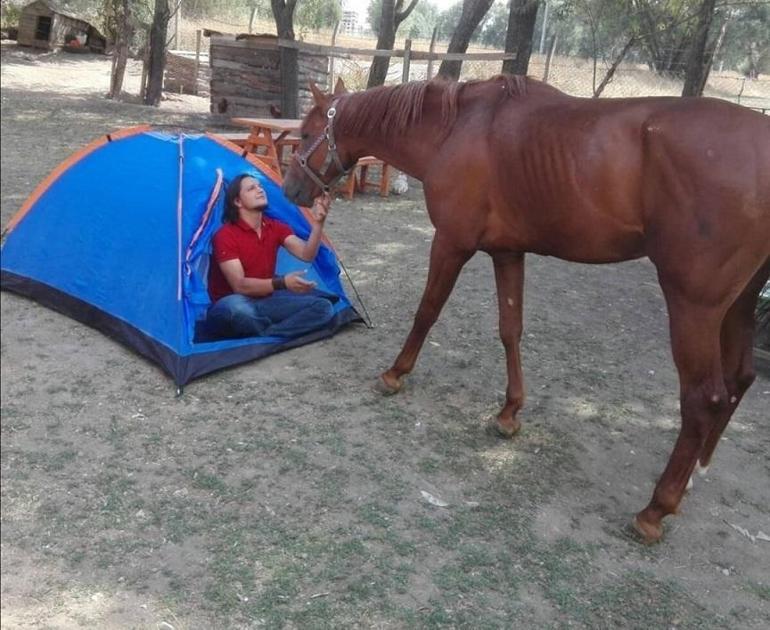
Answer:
[{"xmin": 23, "ymin": 0, "xmax": 92, "ymax": 25}]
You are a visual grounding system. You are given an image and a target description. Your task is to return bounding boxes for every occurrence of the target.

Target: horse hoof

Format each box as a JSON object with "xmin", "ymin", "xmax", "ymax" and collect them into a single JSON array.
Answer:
[
  {"xmin": 375, "ymin": 373, "xmax": 402, "ymax": 396},
  {"xmin": 632, "ymin": 515, "xmax": 663, "ymax": 545},
  {"xmin": 488, "ymin": 417, "xmax": 521, "ymax": 439}
]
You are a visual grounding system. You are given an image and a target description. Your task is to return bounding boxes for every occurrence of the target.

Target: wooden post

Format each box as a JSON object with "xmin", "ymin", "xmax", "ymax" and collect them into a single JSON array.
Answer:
[
  {"xmin": 402, "ymin": 38, "xmax": 412, "ymax": 84},
  {"xmin": 329, "ymin": 20, "xmax": 339, "ymax": 91},
  {"xmin": 194, "ymin": 29, "xmax": 201, "ymax": 95},
  {"xmin": 543, "ymin": 32, "xmax": 558, "ymax": 83},
  {"xmin": 426, "ymin": 27, "xmax": 437, "ymax": 81}
]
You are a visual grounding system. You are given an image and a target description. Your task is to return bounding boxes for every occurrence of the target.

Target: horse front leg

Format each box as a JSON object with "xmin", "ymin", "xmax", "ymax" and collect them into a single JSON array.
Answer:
[
  {"xmin": 380, "ymin": 233, "xmax": 472, "ymax": 393},
  {"xmin": 492, "ymin": 252, "xmax": 526, "ymax": 437}
]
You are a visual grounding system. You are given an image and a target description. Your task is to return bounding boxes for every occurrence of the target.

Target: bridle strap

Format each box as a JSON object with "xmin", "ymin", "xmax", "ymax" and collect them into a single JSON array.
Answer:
[{"xmin": 295, "ymin": 99, "xmax": 353, "ymax": 193}]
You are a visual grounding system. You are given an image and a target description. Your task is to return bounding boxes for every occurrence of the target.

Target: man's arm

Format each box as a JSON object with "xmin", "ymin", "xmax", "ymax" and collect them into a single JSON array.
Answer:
[
  {"xmin": 219, "ymin": 259, "xmax": 316, "ymax": 296},
  {"xmin": 282, "ymin": 193, "xmax": 331, "ymax": 262},
  {"xmin": 218, "ymin": 259, "xmax": 274, "ymax": 297}
]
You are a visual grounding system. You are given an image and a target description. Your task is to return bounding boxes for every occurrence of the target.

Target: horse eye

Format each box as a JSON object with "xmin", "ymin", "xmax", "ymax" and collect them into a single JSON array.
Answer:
[{"xmin": 301, "ymin": 133, "xmax": 309, "ymax": 140}]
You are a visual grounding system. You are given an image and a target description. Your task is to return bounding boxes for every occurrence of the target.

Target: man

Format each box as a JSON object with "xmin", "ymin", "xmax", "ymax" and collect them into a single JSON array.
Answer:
[{"xmin": 207, "ymin": 173, "xmax": 335, "ymax": 338}]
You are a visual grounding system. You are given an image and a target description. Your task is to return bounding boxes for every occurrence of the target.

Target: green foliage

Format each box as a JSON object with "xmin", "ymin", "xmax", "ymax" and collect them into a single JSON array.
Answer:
[
  {"xmin": 400, "ymin": 0, "xmax": 440, "ymax": 39},
  {"xmin": 717, "ymin": 3, "xmax": 770, "ymax": 77},
  {"xmin": 435, "ymin": 0, "xmax": 464, "ymax": 41},
  {"xmin": 296, "ymin": 0, "xmax": 342, "ymax": 31},
  {"xmin": 478, "ymin": 0, "xmax": 509, "ymax": 47},
  {"xmin": 180, "ymin": 0, "xmax": 264, "ymax": 20},
  {"xmin": 101, "ymin": 0, "xmax": 154, "ymax": 52},
  {"xmin": 368, "ymin": 0, "xmax": 445, "ymax": 38},
  {"xmin": 367, "ymin": 0, "xmax": 384, "ymax": 35},
  {"xmin": 1, "ymin": 0, "xmax": 22, "ymax": 29}
]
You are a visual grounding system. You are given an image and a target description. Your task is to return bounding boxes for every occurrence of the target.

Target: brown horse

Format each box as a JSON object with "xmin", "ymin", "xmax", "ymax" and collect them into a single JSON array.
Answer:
[{"xmin": 282, "ymin": 76, "xmax": 770, "ymax": 543}]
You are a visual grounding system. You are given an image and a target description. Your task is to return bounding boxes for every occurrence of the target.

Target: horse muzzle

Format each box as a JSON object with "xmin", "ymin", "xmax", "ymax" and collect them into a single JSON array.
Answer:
[{"xmin": 282, "ymin": 171, "xmax": 315, "ymax": 207}]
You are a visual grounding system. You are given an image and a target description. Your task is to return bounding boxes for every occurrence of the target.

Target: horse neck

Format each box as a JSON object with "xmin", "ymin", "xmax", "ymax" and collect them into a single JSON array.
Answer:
[{"xmin": 338, "ymin": 87, "xmax": 447, "ymax": 181}]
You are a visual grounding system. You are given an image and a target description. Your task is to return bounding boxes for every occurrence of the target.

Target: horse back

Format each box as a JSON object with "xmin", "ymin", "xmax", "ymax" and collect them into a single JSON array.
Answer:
[{"xmin": 471, "ymin": 93, "xmax": 770, "ymax": 265}]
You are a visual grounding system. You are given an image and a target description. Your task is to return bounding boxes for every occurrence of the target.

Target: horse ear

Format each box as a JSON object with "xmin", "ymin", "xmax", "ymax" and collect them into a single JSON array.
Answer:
[
  {"xmin": 309, "ymin": 81, "xmax": 327, "ymax": 107},
  {"xmin": 333, "ymin": 77, "xmax": 348, "ymax": 96}
]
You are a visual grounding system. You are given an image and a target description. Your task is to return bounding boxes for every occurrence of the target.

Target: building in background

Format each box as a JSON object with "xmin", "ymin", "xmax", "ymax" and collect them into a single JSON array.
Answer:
[
  {"xmin": 340, "ymin": 0, "xmax": 360, "ymax": 35},
  {"xmin": 16, "ymin": 0, "xmax": 106, "ymax": 52}
]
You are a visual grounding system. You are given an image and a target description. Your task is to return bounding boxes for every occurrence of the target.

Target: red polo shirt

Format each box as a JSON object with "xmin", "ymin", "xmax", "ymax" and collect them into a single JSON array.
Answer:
[{"xmin": 208, "ymin": 217, "xmax": 293, "ymax": 302}]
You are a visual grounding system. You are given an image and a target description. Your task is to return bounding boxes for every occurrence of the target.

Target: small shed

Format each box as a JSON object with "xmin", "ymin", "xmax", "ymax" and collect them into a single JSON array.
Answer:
[
  {"xmin": 17, "ymin": 0, "xmax": 107, "ymax": 53},
  {"xmin": 207, "ymin": 32, "xmax": 329, "ymax": 117}
]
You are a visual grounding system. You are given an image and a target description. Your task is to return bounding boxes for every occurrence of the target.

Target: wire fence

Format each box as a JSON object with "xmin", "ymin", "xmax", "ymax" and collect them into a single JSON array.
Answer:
[{"xmin": 173, "ymin": 16, "xmax": 770, "ymax": 112}]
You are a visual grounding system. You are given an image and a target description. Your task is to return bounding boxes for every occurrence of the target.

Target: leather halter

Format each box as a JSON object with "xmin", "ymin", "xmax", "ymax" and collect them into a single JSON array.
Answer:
[{"xmin": 294, "ymin": 99, "xmax": 353, "ymax": 193}]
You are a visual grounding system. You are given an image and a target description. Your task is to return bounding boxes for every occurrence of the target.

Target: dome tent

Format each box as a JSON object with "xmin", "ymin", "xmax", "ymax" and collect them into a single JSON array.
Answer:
[{"xmin": 0, "ymin": 126, "xmax": 360, "ymax": 388}]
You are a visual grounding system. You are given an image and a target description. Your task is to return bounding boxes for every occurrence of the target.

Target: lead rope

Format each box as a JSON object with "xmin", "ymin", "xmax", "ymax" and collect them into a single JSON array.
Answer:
[{"xmin": 337, "ymin": 256, "xmax": 374, "ymax": 329}]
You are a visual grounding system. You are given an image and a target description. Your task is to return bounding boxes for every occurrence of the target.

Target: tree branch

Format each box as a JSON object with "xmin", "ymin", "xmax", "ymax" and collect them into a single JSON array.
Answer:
[{"xmin": 396, "ymin": 0, "xmax": 420, "ymax": 24}]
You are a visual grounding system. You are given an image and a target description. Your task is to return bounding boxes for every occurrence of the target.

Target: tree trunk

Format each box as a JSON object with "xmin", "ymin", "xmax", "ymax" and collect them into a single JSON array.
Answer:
[
  {"xmin": 107, "ymin": 0, "xmax": 131, "ymax": 99},
  {"xmin": 368, "ymin": 0, "xmax": 397, "ymax": 88},
  {"xmin": 271, "ymin": 0, "xmax": 299, "ymax": 117},
  {"xmin": 437, "ymin": 0, "xmax": 494, "ymax": 80},
  {"xmin": 109, "ymin": 40, "xmax": 129, "ymax": 98},
  {"xmin": 144, "ymin": 0, "xmax": 169, "ymax": 106},
  {"xmin": 594, "ymin": 36, "xmax": 636, "ymax": 97},
  {"xmin": 367, "ymin": 0, "xmax": 419, "ymax": 88},
  {"xmin": 502, "ymin": 0, "xmax": 540, "ymax": 76},
  {"xmin": 542, "ymin": 30, "xmax": 558, "ymax": 82},
  {"xmin": 682, "ymin": 0, "xmax": 716, "ymax": 96},
  {"xmin": 694, "ymin": 17, "xmax": 727, "ymax": 95}
]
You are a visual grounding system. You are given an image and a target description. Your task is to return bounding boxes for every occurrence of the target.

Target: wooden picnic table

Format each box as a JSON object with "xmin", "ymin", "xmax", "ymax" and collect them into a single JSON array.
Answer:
[{"xmin": 230, "ymin": 117, "xmax": 302, "ymax": 175}]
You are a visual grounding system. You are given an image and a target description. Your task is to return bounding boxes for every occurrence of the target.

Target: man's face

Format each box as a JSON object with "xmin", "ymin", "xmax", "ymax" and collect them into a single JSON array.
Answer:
[{"xmin": 237, "ymin": 177, "xmax": 268, "ymax": 212}]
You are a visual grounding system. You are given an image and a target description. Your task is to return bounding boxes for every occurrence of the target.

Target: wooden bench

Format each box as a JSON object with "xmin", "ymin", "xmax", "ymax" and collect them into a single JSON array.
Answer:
[{"xmin": 339, "ymin": 156, "xmax": 390, "ymax": 200}]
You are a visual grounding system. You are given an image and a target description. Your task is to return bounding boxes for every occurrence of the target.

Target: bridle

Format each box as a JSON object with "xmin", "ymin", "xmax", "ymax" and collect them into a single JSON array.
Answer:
[{"xmin": 294, "ymin": 99, "xmax": 353, "ymax": 193}]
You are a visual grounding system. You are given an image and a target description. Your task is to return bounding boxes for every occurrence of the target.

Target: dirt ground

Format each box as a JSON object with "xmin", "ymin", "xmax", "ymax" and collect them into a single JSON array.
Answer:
[{"xmin": 1, "ymin": 44, "xmax": 769, "ymax": 629}]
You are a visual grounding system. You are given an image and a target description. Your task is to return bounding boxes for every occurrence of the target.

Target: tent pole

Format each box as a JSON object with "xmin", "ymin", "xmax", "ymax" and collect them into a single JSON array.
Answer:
[{"xmin": 337, "ymin": 258, "xmax": 374, "ymax": 329}]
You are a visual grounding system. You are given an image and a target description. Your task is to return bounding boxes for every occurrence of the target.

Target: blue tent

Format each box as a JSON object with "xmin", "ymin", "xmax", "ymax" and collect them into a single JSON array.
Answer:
[{"xmin": 0, "ymin": 127, "xmax": 360, "ymax": 386}]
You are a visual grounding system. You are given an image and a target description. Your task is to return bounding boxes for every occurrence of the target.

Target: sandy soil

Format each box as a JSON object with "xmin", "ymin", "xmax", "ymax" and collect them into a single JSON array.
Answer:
[{"xmin": 1, "ymin": 43, "xmax": 769, "ymax": 629}]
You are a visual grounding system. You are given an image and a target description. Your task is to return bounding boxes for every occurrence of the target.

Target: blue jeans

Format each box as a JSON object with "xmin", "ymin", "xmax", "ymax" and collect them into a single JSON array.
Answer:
[{"xmin": 207, "ymin": 291, "xmax": 335, "ymax": 339}]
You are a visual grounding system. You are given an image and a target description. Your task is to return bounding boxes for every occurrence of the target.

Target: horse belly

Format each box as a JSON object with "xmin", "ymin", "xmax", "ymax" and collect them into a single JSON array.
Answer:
[{"xmin": 480, "ymin": 202, "xmax": 646, "ymax": 263}]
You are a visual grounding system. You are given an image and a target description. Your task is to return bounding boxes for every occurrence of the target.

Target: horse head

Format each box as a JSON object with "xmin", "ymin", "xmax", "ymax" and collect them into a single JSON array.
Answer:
[{"xmin": 282, "ymin": 79, "xmax": 351, "ymax": 207}]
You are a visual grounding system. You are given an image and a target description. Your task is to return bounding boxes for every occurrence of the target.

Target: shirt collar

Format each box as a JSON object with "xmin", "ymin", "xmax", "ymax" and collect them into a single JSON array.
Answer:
[{"xmin": 235, "ymin": 216, "xmax": 272, "ymax": 233}]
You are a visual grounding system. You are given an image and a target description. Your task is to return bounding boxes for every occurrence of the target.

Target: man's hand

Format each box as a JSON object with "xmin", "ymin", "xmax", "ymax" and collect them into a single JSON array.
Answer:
[
  {"xmin": 311, "ymin": 193, "xmax": 332, "ymax": 224},
  {"xmin": 284, "ymin": 270, "xmax": 317, "ymax": 293}
]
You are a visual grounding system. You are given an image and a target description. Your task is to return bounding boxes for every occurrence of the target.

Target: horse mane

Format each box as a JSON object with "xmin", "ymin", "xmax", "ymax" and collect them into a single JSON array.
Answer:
[{"xmin": 335, "ymin": 74, "xmax": 529, "ymax": 138}]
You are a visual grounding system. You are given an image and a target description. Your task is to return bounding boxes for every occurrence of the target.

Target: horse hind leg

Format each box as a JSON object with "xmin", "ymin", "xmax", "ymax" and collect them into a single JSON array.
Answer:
[
  {"xmin": 380, "ymin": 233, "xmax": 472, "ymax": 393},
  {"xmin": 634, "ymin": 293, "xmax": 728, "ymax": 543},
  {"xmin": 698, "ymin": 259, "xmax": 770, "ymax": 471}
]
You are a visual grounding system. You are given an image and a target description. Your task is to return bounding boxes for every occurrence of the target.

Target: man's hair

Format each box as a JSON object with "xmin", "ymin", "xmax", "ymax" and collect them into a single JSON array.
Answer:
[{"xmin": 223, "ymin": 173, "xmax": 252, "ymax": 224}]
